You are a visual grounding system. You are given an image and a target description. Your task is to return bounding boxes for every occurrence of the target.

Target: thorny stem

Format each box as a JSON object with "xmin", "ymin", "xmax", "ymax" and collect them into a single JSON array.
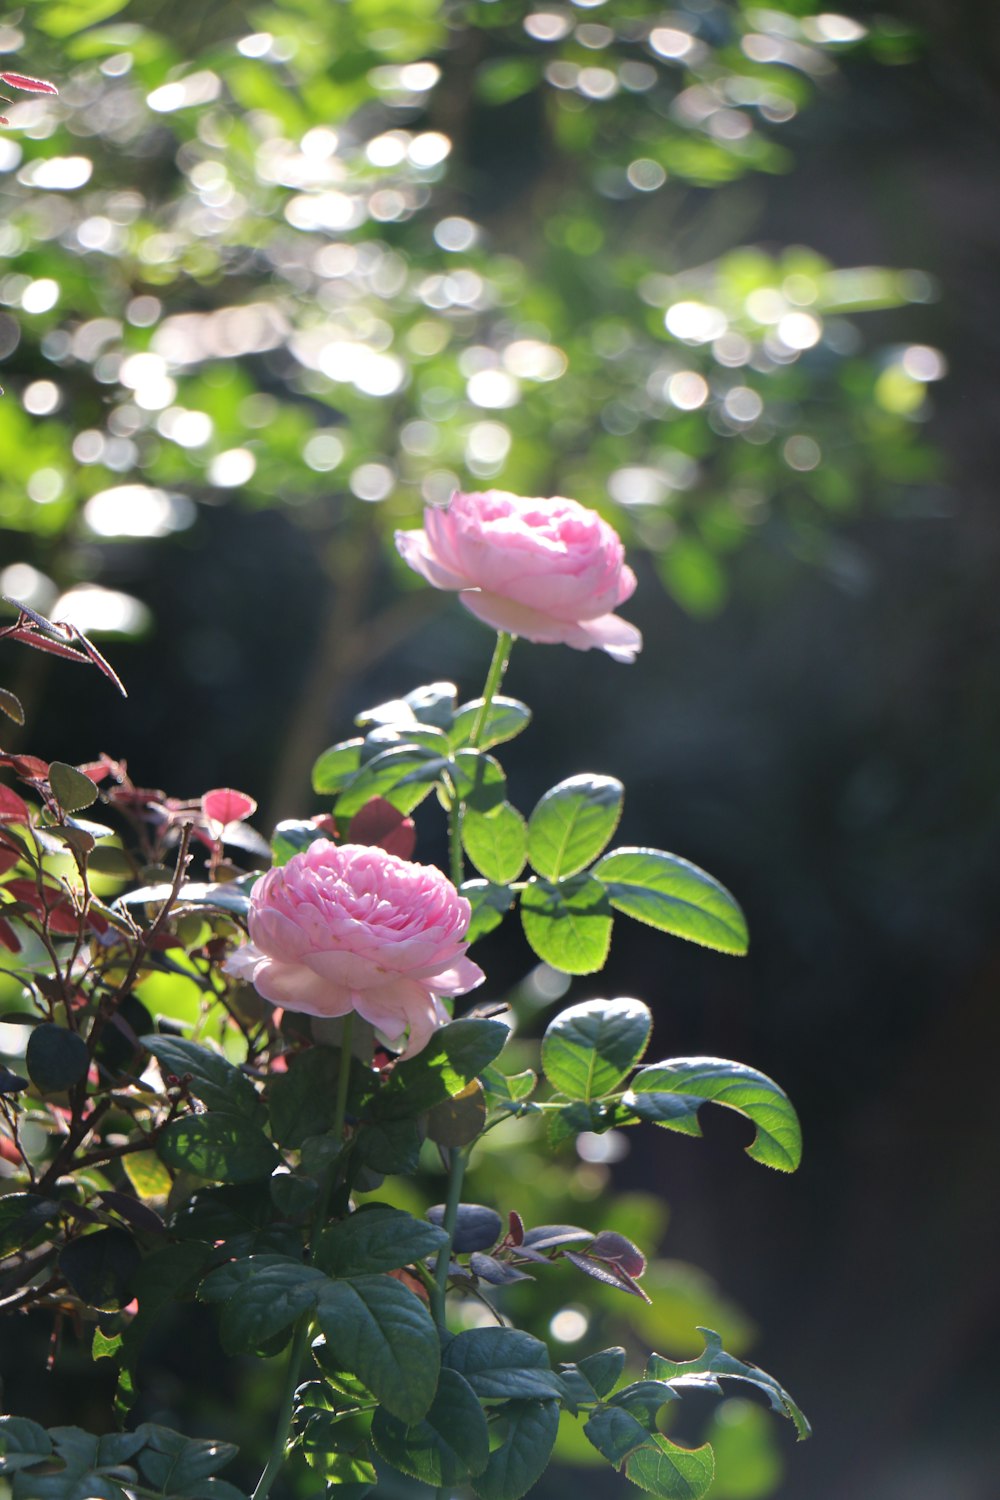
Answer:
[{"xmin": 251, "ymin": 1013, "xmax": 354, "ymax": 1500}]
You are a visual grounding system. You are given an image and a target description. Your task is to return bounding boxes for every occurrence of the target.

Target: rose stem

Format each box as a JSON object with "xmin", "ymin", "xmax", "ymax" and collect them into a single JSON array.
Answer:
[
  {"xmin": 434, "ymin": 632, "xmax": 516, "ymax": 1320},
  {"xmin": 431, "ymin": 1144, "xmax": 468, "ymax": 1331},
  {"xmin": 469, "ymin": 630, "xmax": 513, "ymax": 750},
  {"xmin": 448, "ymin": 631, "xmax": 514, "ymax": 885},
  {"xmin": 252, "ymin": 1014, "xmax": 355, "ymax": 1500}
]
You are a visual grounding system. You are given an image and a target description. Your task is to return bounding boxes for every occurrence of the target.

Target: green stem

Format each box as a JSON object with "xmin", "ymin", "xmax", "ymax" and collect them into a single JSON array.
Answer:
[
  {"xmin": 430, "ymin": 1145, "xmax": 468, "ymax": 1330},
  {"xmin": 469, "ymin": 631, "xmax": 513, "ymax": 750},
  {"xmin": 251, "ymin": 1014, "xmax": 355, "ymax": 1500},
  {"xmin": 446, "ymin": 775, "xmax": 465, "ymax": 889}
]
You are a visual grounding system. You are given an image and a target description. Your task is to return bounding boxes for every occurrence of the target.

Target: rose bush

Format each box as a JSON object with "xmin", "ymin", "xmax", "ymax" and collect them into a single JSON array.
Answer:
[
  {"xmin": 225, "ymin": 839, "xmax": 484, "ymax": 1056},
  {"xmin": 395, "ymin": 489, "xmax": 642, "ymax": 662}
]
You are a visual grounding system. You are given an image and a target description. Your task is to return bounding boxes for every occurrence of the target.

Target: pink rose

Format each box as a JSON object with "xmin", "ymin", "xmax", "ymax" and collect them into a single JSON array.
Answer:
[
  {"xmin": 225, "ymin": 841, "xmax": 484, "ymax": 1057},
  {"xmin": 395, "ymin": 490, "xmax": 642, "ymax": 662}
]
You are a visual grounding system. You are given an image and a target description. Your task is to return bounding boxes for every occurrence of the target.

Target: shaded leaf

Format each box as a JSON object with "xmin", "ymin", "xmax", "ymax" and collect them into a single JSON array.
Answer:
[
  {"xmin": 577, "ymin": 1347, "xmax": 626, "ymax": 1399},
  {"xmin": 375, "ymin": 1019, "xmax": 509, "ymax": 1119},
  {"xmin": 157, "ymin": 1115, "xmax": 278, "ymax": 1184},
  {"xmin": 59, "ymin": 1229, "xmax": 140, "ymax": 1311},
  {"xmin": 443, "ymin": 1327, "xmax": 565, "ymax": 1402},
  {"xmin": 199, "ymin": 1254, "xmax": 327, "ymax": 1354},
  {"xmin": 425, "ymin": 1080, "xmax": 487, "ymax": 1146},
  {"xmin": 647, "ymin": 1329, "xmax": 811, "ymax": 1440},
  {"xmin": 141, "ymin": 1035, "xmax": 262, "ymax": 1121},
  {"xmin": 461, "ymin": 879, "xmax": 515, "ymax": 942},
  {"xmin": 472, "ymin": 1399, "xmax": 559, "ymax": 1500},
  {"xmin": 315, "ymin": 1275, "xmax": 440, "ymax": 1423},
  {"xmin": 449, "ymin": 696, "xmax": 531, "ymax": 751},
  {"xmin": 427, "ymin": 1202, "xmax": 501, "ymax": 1254},
  {"xmin": 335, "ymin": 744, "xmax": 448, "ymax": 819},
  {"xmin": 25, "ymin": 1024, "xmax": 89, "ymax": 1093},
  {"xmin": 371, "ymin": 1367, "xmax": 489, "ymax": 1486},
  {"xmin": 315, "ymin": 1207, "xmax": 448, "ymax": 1278}
]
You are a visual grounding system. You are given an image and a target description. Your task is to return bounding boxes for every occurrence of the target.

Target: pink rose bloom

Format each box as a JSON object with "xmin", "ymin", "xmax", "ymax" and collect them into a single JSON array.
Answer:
[
  {"xmin": 225, "ymin": 841, "xmax": 484, "ymax": 1057},
  {"xmin": 395, "ymin": 490, "xmax": 642, "ymax": 663}
]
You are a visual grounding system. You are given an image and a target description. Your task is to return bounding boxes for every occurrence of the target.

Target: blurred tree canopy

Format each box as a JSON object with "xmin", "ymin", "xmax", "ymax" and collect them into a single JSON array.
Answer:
[{"xmin": 1, "ymin": 0, "xmax": 942, "ymax": 804}]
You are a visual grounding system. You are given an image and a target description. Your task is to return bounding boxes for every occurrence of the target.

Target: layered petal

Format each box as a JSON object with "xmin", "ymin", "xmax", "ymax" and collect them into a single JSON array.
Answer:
[
  {"xmin": 226, "ymin": 840, "xmax": 482, "ymax": 1056},
  {"xmin": 395, "ymin": 490, "xmax": 641, "ymax": 662}
]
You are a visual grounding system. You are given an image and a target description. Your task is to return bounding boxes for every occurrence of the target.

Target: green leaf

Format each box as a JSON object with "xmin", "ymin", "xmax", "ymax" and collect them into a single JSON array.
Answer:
[
  {"xmin": 480, "ymin": 1066, "xmax": 537, "ymax": 1111},
  {"xmin": 623, "ymin": 1058, "xmax": 802, "ymax": 1171},
  {"xmin": 271, "ymin": 819, "xmax": 327, "ymax": 866},
  {"xmin": 315, "ymin": 1206, "xmax": 448, "ymax": 1278},
  {"xmin": 134, "ymin": 1424, "xmax": 239, "ymax": 1494},
  {"xmin": 584, "ymin": 1407, "xmax": 714, "ymax": 1500},
  {"xmin": 157, "ymin": 1115, "xmax": 279, "ymax": 1184},
  {"xmin": 541, "ymin": 998, "xmax": 652, "ymax": 1101},
  {"xmin": 462, "ymin": 804, "xmax": 528, "ymax": 884},
  {"xmin": 442, "ymin": 1328, "xmax": 565, "ymax": 1402},
  {"xmin": 647, "ymin": 1329, "xmax": 811, "ymax": 1440},
  {"xmin": 311, "ymin": 739, "xmax": 364, "ymax": 795},
  {"xmin": 527, "ymin": 775, "xmax": 624, "ymax": 881},
  {"xmin": 461, "ymin": 879, "xmax": 515, "ymax": 941},
  {"xmin": 375, "ymin": 1019, "xmax": 509, "ymax": 1119},
  {"xmin": 122, "ymin": 1150, "xmax": 173, "ymax": 1200},
  {"xmin": 449, "ymin": 696, "xmax": 532, "ymax": 751},
  {"xmin": 268, "ymin": 1046, "xmax": 350, "ymax": 1147},
  {"xmin": 0, "ymin": 1415, "xmax": 52, "ymax": 1467},
  {"xmin": 520, "ymin": 875, "xmax": 613, "ymax": 975},
  {"xmin": 425, "ymin": 1081, "xmax": 487, "ymax": 1146},
  {"xmin": 26, "ymin": 1024, "xmax": 90, "ymax": 1093},
  {"xmin": 592, "ymin": 848, "xmax": 747, "ymax": 955},
  {"xmin": 0, "ymin": 687, "xmax": 25, "ymax": 725},
  {"xmin": 0, "ymin": 1194, "xmax": 61, "ymax": 1258},
  {"xmin": 354, "ymin": 1119, "xmax": 421, "ymax": 1175},
  {"xmin": 577, "ymin": 1347, "xmax": 626, "ymax": 1398},
  {"xmin": 315, "ymin": 1274, "xmax": 440, "ymax": 1424},
  {"xmin": 59, "ymin": 1229, "xmax": 140, "ymax": 1312},
  {"xmin": 335, "ymin": 744, "xmax": 448, "ymax": 818},
  {"xmin": 121, "ymin": 1241, "xmax": 211, "ymax": 1368},
  {"xmin": 198, "ymin": 1255, "xmax": 327, "ymax": 1354},
  {"xmin": 471, "ymin": 1399, "xmax": 560, "ymax": 1500},
  {"xmin": 451, "ymin": 750, "xmax": 506, "ymax": 812},
  {"xmin": 609, "ymin": 1381, "xmax": 679, "ymax": 1425},
  {"xmin": 48, "ymin": 763, "xmax": 99, "ymax": 814},
  {"xmin": 141, "ymin": 1035, "xmax": 262, "ymax": 1121},
  {"xmin": 371, "ymin": 1367, "xmax": 489, "ymax": 1486}
]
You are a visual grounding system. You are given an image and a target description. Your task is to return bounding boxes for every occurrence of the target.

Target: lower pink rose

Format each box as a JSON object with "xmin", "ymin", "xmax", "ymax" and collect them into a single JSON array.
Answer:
[{"xmin": 224, "ymin": 840, "xmax": 484, "ymax": 1057}]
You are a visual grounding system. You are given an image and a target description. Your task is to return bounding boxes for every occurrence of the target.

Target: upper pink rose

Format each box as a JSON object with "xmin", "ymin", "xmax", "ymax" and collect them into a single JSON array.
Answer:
[
  {"xmin": 395, "ymin": 490, "xmax": 642, "ymax": 663},
  {"xmin": 225, "ymin": 841, "xmax": 484, "ymax": 1057}
]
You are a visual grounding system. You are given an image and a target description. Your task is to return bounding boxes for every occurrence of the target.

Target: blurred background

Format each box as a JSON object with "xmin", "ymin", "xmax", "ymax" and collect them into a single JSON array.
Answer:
[{"xmin": 1, "ymin": 0, "xmax": 999, "ymax": 1497}]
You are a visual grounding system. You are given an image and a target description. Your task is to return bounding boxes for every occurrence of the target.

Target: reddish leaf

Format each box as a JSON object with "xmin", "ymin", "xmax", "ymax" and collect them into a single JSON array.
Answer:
[
  {"xmin": 0, "ymin": 915, "xmax": 21, "ymax": 952},
  {"xmin": 0, "ymin": 753, "xmax": 49, "ymax": 780},
  {"xmin": 349, "ymin": 797, "xmax": 417, "ymax": 859},
  {"xmin": 0, "ymin": 784, "xmax": 29, "ymax": 823},
  {"xmin": 201, "ymin": 787, "xmax": 257, "ymax": 833},
  {"xmin": 587, "ymin": 1231, "xmax": 647, "ymax": 1279},
  {"xmin": 0, "ymin": 848, "xmax": 19, "ymax": 874},
  {"xmin": 0, "ymin": 72, "xmax": 59, "ymax": 95}
]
